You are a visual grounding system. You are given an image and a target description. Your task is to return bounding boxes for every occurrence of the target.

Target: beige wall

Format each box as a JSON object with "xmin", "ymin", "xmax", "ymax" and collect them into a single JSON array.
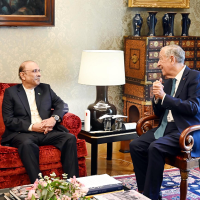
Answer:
[{"xmin": 1, "ymin": 0, "xmax": 200, "ymax": 155}]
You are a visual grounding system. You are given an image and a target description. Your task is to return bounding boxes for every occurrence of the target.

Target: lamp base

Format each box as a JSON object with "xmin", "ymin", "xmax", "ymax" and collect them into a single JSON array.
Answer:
[{"xmin": 88, "ymin": 86, "xmax": 117, "ymax": 131}]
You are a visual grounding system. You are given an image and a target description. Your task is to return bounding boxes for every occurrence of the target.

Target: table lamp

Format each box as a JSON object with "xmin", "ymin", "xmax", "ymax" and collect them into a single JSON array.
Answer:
[{"xmin": 78, "ymin": 50, "xmax": 125, "ymax": 130}]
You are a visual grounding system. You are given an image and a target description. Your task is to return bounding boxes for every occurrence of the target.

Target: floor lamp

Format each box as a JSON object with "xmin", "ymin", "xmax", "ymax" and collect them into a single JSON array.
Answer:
[{"xmin": 78, "ymin": 50, "xmax": 125, "ymax": 131}]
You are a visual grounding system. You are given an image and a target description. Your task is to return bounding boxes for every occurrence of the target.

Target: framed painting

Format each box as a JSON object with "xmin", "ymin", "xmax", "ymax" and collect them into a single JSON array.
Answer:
[
  {"xmin": 0, "ymin": 0, "xmax": 55, "ymax": 26},
  {"xmin": 128, "ymin": 0, "xmax": 190, "ymax": 8}
]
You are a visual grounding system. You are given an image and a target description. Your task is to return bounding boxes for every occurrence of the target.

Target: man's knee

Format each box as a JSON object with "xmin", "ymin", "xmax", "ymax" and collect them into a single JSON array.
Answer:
[
  {"xmin": 17, "ymin": 139, "xmax": 39, "ymax": 156},
  {"xmin": 130, "ymin": 139, "xmax": 139, "ymax": 153},
  {"xmin": 18, "ymin": 139, "xmax": 36, "ymax": 148},
  {"xmin": 69, "ymin": 133, "xmax": 76, "ymax": 142},
  {"xmin": 63, "ymin": 133, "xmax": 76, "ymax": 144},
  {"xmin": 148, "ymin": 142, "xmax": 160, "ymax": 154}
]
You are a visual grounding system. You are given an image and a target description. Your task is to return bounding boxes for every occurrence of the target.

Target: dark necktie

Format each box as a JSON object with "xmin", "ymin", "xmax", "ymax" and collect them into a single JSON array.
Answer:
[{"xmin": 154, "ymin": 78, "xmax": 176, "ymax": 139}]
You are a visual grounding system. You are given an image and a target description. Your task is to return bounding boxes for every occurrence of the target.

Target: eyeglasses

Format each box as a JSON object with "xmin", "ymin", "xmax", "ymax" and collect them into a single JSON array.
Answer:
[{"xmin": 22, "ymin": 69, "xmax": 42, "ymax": 73}]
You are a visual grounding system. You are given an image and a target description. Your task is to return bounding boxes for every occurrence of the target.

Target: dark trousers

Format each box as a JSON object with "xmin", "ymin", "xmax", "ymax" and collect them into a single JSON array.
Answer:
[
  {"xmin": 10, "ymin": 130, "xmax": 79, "ymax": 183},
  {"xmin": 129, "ymin": 122, "xmax": 181, "ymax": 200}
]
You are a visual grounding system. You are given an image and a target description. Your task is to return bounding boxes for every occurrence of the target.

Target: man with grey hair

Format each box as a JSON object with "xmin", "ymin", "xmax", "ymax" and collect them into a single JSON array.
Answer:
[{"xmin": 130, "ymin": 45, "xmax": 200, "ymax": 200}]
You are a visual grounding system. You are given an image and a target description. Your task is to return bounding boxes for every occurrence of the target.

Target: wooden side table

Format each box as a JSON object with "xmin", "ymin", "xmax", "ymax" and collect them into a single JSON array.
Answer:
[{"xmin": 78, "ymin": 129, "xmax": 138, "ymax": 175}]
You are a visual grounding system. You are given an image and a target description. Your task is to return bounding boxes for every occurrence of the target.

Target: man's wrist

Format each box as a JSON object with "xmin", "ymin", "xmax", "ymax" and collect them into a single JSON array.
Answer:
[
  {"xmin": 51, "ymin": 115, "xmax": 61, "ymax": 122},
  {"xmin": 28, "ymin": 124, "xmax": 33, "ymax": 131},
  {"xmin": 161, "ymin": 93, "xmax": 166, "ymax": 105},
  {"xmin": 154, "ymin": 97, "xmax": 159, "ymax": 104}
]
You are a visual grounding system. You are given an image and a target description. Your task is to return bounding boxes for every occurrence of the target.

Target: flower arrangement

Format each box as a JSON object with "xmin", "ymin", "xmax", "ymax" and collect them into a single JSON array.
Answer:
[{"xmin": 25, "ymin": 172, "xmax": 89, "ymax": 200}]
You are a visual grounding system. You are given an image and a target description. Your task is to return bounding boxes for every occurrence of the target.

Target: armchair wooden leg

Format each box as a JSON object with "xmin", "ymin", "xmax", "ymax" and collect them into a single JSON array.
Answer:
[{"xmin": 180, "ymin": 169, "xmax": 189, "ymax": 200}]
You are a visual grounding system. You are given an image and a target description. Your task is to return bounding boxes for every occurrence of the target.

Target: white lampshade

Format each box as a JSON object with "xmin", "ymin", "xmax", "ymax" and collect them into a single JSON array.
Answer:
[{"xmin": 78, "ymin": 50, "xmax": 125, "ymax": 86}]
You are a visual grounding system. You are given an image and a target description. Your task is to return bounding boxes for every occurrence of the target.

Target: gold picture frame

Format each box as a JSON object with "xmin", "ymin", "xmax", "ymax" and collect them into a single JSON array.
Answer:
[{"xmin": 128, "ymin": 0, "xmax": 190, "ymax": 8}]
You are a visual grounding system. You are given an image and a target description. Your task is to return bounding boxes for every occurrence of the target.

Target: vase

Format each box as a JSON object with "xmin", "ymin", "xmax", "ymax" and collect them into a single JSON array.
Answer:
[
  {"xmin": 181, "ymin": 13, "xmax": 191, "ymax": 36},
  {"xmin": 147, "ymin": 11, "xmax": 158, "ymax": 36},
  {"xmin": 87, "ymin": 86, "xmax": 116, "ymax": 131},
  {"xmin": 162, "ymin": 13, "xmax": 169, "ymax": 36},
  {"xmin": 167, "ymin": 12, "xmax": 177, "ymax": 36},
  {"xmin": 132, "ymin": 14, "xmax": 143, "ymax": 36}
]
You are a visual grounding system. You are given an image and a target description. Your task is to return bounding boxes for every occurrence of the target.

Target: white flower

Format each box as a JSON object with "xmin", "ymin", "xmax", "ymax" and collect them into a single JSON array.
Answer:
[
  {"xmin": 38, "ymin": 173, "xmax": 43, "ymax": 178},
  {"xmin": 62, "ymin": 173, "xmax": 67, "ymax": 177},
  {"xmin": 43, "ymin": 182, "xmax": 47, "ymax": 187},
  {"xmin": 44, "ymin": 176, "xmax": 49, "ymax": 180},
  {"xmin": 50, "ymin": 172, "xmax": 56, "ymax": 177}
]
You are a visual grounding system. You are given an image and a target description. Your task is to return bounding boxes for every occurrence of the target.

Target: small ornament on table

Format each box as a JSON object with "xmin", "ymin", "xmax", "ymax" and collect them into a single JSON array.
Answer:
[{"xmin": 112, "ymin": 115, "xmax": 128, "ymax": 131}]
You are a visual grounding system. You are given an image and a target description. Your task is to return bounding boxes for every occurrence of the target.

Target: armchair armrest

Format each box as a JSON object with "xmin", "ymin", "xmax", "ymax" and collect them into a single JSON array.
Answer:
[
  {"xmin": 136, "ymin": 115, "xmax": 158, "ymax": 136},
  {"xmin": 61, "ymin": 113, "xmax": 82, "ymax": 138},
  {"xmin": 136, "ymin": 115, "xmax": 200, "ymax": 152}
]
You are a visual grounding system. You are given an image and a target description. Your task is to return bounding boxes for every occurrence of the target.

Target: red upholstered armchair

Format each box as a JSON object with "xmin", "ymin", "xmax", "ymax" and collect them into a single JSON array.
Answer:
[{"xmin": 0, "ymin": 83, "xmax": 88, "ymax": 189}]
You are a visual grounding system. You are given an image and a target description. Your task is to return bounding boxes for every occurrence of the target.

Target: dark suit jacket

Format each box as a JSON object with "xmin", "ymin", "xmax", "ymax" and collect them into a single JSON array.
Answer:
[
  {"xmin": 1, "ymin": 83, "xmax": 69, "ymax": 144},
  {"xmin": 152, "ymin": 66, "xmax": 200, "ymax": 157}
]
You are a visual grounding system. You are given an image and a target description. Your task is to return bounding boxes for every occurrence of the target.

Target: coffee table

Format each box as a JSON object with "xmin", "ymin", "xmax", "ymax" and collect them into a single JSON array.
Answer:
[{"xmin": 78, "ymin": 128, "xmax": 138, "ymax": 175}]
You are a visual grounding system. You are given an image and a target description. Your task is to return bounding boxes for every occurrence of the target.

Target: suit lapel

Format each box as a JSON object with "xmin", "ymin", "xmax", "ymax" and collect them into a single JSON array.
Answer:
[
  {"xmin": 17, "ymin": 84, "xmax": 31, "ymax": 118},
  {"xmin": 35, "ymin": 86, "xmax": 43, "ymax": 111},
  {"xmin": 175, "ymin": 66, "xmax": 190, "ymax": 98}
]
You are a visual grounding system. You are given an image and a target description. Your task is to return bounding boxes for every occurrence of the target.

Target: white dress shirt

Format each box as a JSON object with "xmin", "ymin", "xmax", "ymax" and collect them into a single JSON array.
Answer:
[
  {"xmin": 22, "ymin": 85, "xmax": 42, "ymax": 131},
  {"xmin": 155, "ymin": 65, "xmax": 186, "ymax": 122}
]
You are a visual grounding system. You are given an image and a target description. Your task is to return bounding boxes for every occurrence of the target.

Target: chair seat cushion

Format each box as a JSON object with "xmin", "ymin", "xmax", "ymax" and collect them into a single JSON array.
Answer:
[
  {"xmin": 0, "ymin": 139, "xmax": 87, "ymax": 169},
  {"xmin": 0, "ymin": 157, "xmax": 86, "ymax": 189}
]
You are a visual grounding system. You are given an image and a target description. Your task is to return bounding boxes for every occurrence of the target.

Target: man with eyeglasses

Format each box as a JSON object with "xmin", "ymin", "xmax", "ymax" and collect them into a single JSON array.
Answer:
[{"xmin": 1, "ymin": 60, "xmax": 79, "ymax": 183}]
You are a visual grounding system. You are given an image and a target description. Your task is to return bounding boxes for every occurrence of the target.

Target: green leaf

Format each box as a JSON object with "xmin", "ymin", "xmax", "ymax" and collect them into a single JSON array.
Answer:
[
  {"xmin": 46, "ymin": 191, "xmax": 55, "ymax": 199},
  {"xmin": 42, "ymin": 188, "xmax": 47, "ymax": 196},
  {"xmin": 41, "ymin": 188, "xmax": 48, "ymax": 200},
  {"xmin": 52, "ymin": 196, "xmax": 57, "ymax": 200},
  {"xmin": 36, "ymin": 190, "xmax": 41, "ymax": 198},
  {"xmin": 31, "ymin": 194, "xmax": 35, "ymax": 200}
]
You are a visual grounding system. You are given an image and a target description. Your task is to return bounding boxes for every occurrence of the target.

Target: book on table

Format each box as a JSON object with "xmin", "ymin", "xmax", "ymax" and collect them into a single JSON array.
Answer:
[
  {"xmin": 93, "ymin": 189, "xmax": 151, "ymax": 200},
  {"xmin": 4, "ymin": 184, "xmax": 32, "ymax": 200},
  {"xmin": 4, "ymin": 192, "xmax": 19, "ymax": 200},
  {"xmin": 73, "ymin": 174, "xmax": 124, "ymax": 195}
]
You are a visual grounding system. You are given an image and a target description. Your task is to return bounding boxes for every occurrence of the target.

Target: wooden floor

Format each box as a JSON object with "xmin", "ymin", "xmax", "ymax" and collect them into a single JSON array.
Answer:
[{"xmin": 86, "ymin": 151, "xmax": 173, "ymax": 176}]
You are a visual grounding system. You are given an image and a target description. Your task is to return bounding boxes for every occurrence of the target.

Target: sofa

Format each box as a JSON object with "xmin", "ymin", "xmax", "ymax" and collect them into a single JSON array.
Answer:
[{"xmin": 0, "ymin": 83, "xmax": 87, "ymax": 189}]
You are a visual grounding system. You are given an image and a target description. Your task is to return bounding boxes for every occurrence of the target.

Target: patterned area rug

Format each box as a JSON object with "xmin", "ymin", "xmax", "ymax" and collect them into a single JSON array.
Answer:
[{"xmin": 114, "ymin": 168, "xmax": 200, "ymax": 200}]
